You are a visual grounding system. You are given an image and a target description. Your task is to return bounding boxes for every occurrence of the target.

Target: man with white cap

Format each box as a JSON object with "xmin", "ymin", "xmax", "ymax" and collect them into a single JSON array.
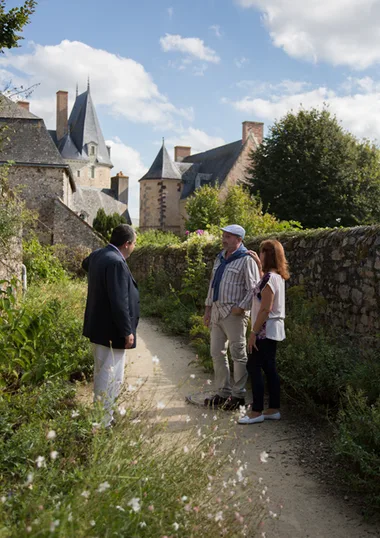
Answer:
[{"xmin": 203, "ymin": 224, "xmax": 260, "ymax": 410}]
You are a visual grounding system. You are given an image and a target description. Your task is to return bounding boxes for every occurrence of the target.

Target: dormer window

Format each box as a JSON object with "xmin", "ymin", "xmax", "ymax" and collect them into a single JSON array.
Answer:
[{"xmin": 90, "ymin": 146, "xmax": 95, "ymax": 156}]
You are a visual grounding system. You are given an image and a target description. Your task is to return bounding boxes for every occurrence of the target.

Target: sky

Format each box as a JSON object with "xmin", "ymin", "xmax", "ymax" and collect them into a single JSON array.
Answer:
[{"xmin": 3, "ymin": 0, "xmax": 380, "ymax": 218}]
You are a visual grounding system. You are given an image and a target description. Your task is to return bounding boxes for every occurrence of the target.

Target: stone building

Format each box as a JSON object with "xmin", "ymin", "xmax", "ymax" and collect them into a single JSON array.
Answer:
[
  {"xmin": 0, "ymin": 95, "xmax": 102, "ymax": 250},
  {"xmin": 139, "ymin": 121, "xmax": 263, "ymax": 234},
  {"xmin": 49, "ymin": 84, "xmax": 131, "ymax": 226}
]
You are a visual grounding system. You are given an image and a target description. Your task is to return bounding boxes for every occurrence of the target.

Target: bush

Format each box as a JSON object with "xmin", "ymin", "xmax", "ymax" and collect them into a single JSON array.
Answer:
[
  {"xmin": 52, "ymin": 244, "xmax": 92, "ymax": 277},
  {"xmin": 136, "ymin": 228, "xmax": 182, "ymax": 247},
  {"xmin": 23, "ymin": 236, "xmax": 68, "ymax": 284},
  {"xmin": 93, "ymin": 208, "xmax": 127, "ymax": 241}
]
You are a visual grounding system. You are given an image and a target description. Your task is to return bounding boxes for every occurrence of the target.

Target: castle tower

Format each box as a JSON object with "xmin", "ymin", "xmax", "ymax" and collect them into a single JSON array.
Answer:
[{"xmin": 139, "ymin": 141, "xmax": 182, "ymax": 233}]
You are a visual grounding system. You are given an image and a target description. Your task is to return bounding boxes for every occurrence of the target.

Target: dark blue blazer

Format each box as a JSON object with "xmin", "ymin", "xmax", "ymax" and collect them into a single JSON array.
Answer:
[{"xmin": 82, "ymin": 245, "xmax": 140, "ymax": 349}]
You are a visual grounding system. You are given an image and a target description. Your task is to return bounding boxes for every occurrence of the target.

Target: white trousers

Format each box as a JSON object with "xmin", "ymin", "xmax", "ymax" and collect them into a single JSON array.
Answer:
[{"xmin": 92, "ymin": 344, "xmax": 126, "ymax": 426}]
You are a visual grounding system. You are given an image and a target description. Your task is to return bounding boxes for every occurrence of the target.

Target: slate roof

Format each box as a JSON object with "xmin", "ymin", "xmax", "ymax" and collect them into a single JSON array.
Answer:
[
  {"xmin": 58, "ymin": 132, "xmax": 86, "ymax": 161},
  {"xmin": 67, "ymin": 89, "xmax": 112, "ymax": 166},
  {"xmin": 0, "ymin": 95, "xmax": 40, "ymax": 120},
  {"xmin": 71, "ymin": 186, "xmax": 131, "ymax": 226},
  {"xmin": 140, "ymin": 143, "xmax": 182, "ymax": 181}
]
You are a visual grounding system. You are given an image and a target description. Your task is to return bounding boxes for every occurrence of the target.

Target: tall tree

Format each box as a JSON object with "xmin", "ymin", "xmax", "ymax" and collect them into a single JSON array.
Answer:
[
  {"xmin": 0, "ymin": 0, "xmax": 36, "ymax": 52},
  {"xmin": 248, "ymin": 108, "xmax": 380, "ymax": 228}
]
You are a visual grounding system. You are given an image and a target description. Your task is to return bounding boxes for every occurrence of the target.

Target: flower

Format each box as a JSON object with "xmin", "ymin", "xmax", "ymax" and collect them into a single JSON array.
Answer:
[
  {"xmin": 97, "ymin": 481, "xmax": 110, "ymax": 493},
  {"xmin": 81, "ymin": 490, "xmax": 90, "ymax": 499},
  {"xmin": 185, "ymin": 230, "xmax": 190, "ymax": 236},
  {"xmin": 260, "ymin": 451, "xmax": 269, "ymax": 463},
  {"xmin": 35, "ymin": 456, "xmax": 46, "ymax": 468},
  {"xmin": 71, "ymin": 410, "xmax": 80, "ymax": 418},
  {"xmin": 183, "ymin": 446, "xmax": 189, "ymax": 454},
  {"xmin": 68, "ymin": 513, "xmax": 73, "ymax": 522},
  {"xmin": 50, "ymin": 451, "xmax": 58, "ymax": 460},
  {"xmin": 90, "ymin": 520, "xmax": 96, "ymax": 527},
  {"xmin": 157, "ymin": 401, "xmax": 165, "ymax": 410},
  {"xmin": 190, "ymin": 374, "xmax": 195, "ymax": 379},
  {"xmin": 269, "ymin": 511, "xmax": 277, "ymax": 518},
  {"xmin": 26, "ymin": 473, "xmax": 34, "ymax": 485},
  {"xmin": 118, "ymin": 406, "xmax": 126, "ymax": 416},
  {"xmin": 152, "ymin": 355, "xmax": 160, "ymax": 364},
  {"xmin": 215, "ymin": 511, "xmax": 223, "ymax": 522},
  {"xmin": 116, "ymin": 505, "xmax": 125, "ymax": 512},
  {"xmin": 206, "ymin": 379, "xmax": 212, "ymax": 385},
  {"xmin": 139, "ymin": 521, "xmax": 147, "ymax": 528},
  {"xmin": 50, "ymin": 520, "xmax": 60, "ymax": 532},
  {"xmin": 236, "ymin": 466, "xmax": 244, "ymax": 482},
  {"xmin": 47, "ymin": 430, "xmax": 56, "ymax": 440},
  {"xmin": 185, "ymin": 415, "xmax": 191, "ymax": 423},
  {"xmin": 1, "ymin": 496, "xmax": 6, "ymax": 503},
  {"xmin": 181, "ymin": 496, "xmax": 188, "ymax": 502},
  {"xmin": 127, "ymin": 497, "xmax": 141, "ymax": 512},
  {"xmin": 173, "ymin": 522, "xmax": 179, "ymax": 530}
]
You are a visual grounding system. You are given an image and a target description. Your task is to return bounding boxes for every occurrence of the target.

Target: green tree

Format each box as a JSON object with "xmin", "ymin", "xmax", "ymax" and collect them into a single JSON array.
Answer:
[
  {"xmin": 93, "ymin": 208, "xmax": 127, "ymax": 241},
  {"xmin": 248, "ymin": 108, "xmax": 380, "ymax": 228},
  {"xmin": 185, "ymin": 185, "xmax": 221, "ymax": 232},
  {"xmin": 0, "ymin": 0, "xmax": 36, "ymax": 52}
]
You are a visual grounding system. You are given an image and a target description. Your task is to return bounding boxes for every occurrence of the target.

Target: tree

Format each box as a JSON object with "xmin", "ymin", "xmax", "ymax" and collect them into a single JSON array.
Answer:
[
  {"xmin": 248, "ymin": 108, "xmax": 380, "ymax": 228},
  {"xmin": 0, "ymin": 0, "xmax": 36, "ymax": 52},
  {"xmin": 93, "ymin": 208, "xmax": 127, "ymax": 241},
  {"xmin": 185, "ymin": 185, "xmax": 221, "ymax": 232}
]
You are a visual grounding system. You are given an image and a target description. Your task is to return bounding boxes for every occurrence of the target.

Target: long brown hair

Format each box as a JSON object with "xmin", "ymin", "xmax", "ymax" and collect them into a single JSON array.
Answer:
[{"xmin": 260, "ymin": 239, "xmax": 290, "ymax": 280}]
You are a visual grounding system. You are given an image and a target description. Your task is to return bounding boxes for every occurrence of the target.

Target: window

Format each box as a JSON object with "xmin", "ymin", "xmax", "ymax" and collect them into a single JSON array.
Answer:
[
  {"xmin": 90, "ymin": 166, "xmax": 95, "ymax": 179},
  {"xmin": 90, "ymin": 145, "xmax": 95, "ymax": 155},
  {"xmin": 77, "ymin": 170, "xmax": 80, "ymax": 177}
]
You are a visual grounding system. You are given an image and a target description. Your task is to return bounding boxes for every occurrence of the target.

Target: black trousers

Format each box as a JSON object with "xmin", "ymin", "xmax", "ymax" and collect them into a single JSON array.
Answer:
[{"xmin": 247, "ymin": 338, "xmax": 280, "ymax": 412}]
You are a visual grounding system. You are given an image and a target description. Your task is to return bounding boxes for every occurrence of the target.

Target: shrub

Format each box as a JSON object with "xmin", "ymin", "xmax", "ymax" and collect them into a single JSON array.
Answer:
[
  {"xmin": 93, "ymin": 208, "xmax": 127, "ymax": 241},
  {"xmin": 136, "ymin": 228, "xmax": 182, "ymax": 247},
  {"xmin": 23, "ymin": 236, "xmax": 68, "ymax": 284},
  {"xmin": 52, "ymin": 244, "xmax": 92, "ymax": 277}
]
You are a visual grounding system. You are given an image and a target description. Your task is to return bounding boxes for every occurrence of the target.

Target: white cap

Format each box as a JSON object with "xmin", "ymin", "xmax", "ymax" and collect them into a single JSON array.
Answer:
[{"xmin": 220, "ymin": 224, "xmax": 246, "ymax": 239}]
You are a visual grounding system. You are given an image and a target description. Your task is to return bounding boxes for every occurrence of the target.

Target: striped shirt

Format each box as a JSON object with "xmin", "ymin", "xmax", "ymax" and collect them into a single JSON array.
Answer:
[{"xmin": 205, "ymin": 252, "xmax": 260, "ymax": 323}]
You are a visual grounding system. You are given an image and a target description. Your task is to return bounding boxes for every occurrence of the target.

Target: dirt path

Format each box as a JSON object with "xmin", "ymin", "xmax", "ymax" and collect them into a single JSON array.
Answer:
[{"xmin": 81, "ymin": 319, "xmax": 379, "ymax": 538}]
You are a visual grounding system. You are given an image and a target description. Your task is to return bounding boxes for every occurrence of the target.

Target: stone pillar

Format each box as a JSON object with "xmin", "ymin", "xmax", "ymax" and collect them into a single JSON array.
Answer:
[
  {"xmin": 56, "ymin": 91, "xmax": 68, "ymax": 142},
  {"xmin": 242, "ymin": 121, "xmax": 264, "ymax": 145},
  {"xmin": 174, "ymin": 146, "xmax": 191, "ymax": 162}
]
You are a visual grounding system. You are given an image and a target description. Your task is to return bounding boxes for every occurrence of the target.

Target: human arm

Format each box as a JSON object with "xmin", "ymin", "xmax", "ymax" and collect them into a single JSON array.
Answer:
[
  {"xmin": 247, "ymin": 250, "xmax": 263, "ymax": 278},
  {"xmin": 238, "ymin": 256, "xmax": 261, "ymax": 311},
  {"xmin": 106, "ymin": 261, "xmax": 133, "ymax": 341},
  {"xmin": 248, "ymin": 284, "xmax": 274, "ymax": 352}
]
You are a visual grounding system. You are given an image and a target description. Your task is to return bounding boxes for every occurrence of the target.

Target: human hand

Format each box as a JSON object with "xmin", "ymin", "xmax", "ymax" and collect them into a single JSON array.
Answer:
[
  {"xmin": 125, "ymin": 334, "xmax": 135, "ymax": 349},
  {"xmin": 247, "ymin": 250, "xmax": 262, "ymax": 269},
  {"xmin": 231, "ymin": 306, "xmax": 244, "ymax": 316},
  {"xmin": 203, "ymin": 311, "xmax": 211, "ymax": 327},
  {"xmin": 248, "ymin": 332, "xmax": 258, "ymax": 353}
]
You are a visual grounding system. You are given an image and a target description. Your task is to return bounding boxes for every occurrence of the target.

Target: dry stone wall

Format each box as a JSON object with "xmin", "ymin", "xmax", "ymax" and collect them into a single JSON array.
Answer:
[{"xmin": 129, "ymin": 225, "xmax": 380, "ymax": 338}]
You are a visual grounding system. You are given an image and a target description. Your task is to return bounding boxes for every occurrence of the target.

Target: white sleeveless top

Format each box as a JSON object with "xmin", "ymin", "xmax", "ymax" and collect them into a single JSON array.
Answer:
[{"xmin": 251, "ymin": 272, "xmax": 286, "ymax": 341}]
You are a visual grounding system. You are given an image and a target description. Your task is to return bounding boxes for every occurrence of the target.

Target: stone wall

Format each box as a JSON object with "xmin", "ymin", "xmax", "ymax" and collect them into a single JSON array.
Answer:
[
  {"xmin": 53, "ymin": 198, "xmax": 105, "ymax": 250},
  {"xmin": 140, "ymin": 179, "xmax": 182, "ymax": 233},
  {"xmin": 0, "ymin": 236, "xmax": 22, "ymax": 283},
  {"xmin": 129, "ymin": 225, "xmax": 380, "ymax": 337}
]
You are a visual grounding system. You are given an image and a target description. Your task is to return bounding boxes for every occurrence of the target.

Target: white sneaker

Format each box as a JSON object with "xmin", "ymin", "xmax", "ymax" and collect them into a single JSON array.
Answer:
[
  {"xmin": 238, "ymin": 414, "xmax": 264, "ymax": 424},
  {"xmin": 263, "ymin": 412, "xmax": 281, "ymax": 420}
]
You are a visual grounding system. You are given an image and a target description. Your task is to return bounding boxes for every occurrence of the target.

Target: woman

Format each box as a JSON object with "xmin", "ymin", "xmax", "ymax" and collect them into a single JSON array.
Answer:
[{"xmin": 238, "ymin": 239, "xmax": 289, "ymax": 425}]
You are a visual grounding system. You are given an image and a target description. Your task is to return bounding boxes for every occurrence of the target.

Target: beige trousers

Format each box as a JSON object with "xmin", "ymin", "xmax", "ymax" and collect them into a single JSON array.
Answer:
[
  {"xmin": 210, "ymin": 313, "xmax": 249, "ymax": 399},
  {"xmin": 92, "ymin": 344, "xmax": 126, "ymax": 426}
]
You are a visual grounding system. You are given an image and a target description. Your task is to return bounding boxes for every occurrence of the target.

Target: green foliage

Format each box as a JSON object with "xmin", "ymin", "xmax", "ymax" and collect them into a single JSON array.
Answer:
[
  {"xmin": 0, "ymin": 279, "xmax": 92, "ymax": 388},
  {"xmin": 0, "ymin": 0, "xmax": 36, "ymax": 52},
  {"xmin": 52, "ymin": 243, "xmax": 92, "ymax": 277},
  {"xmin": 334, "ymin": 388, "xmax": 380, "ymax": 509},
  {"xmin": 185, "ymin": 184, "xmax": 222, "ymax": 232},
  {"xmin": 136, "ymin": 228, "xmax": 181, "ymax": 247},
  {"xmin": 92, "ymin": 208, "xmax": 127, "ymax": 241},
  {"xmin": 249, "ymin": 107, "xmax": 380, "ymax": 228},
  {"xmin": 185, "ymin": 184, "xmax": 300, "ymax": 237},
  {"xmin": 23, "ymin": 236, "xmax": 68, "ymax": 283},
  {"xmin": 189, "ymin": 314, "xmax": 212, "ymax": 371}
]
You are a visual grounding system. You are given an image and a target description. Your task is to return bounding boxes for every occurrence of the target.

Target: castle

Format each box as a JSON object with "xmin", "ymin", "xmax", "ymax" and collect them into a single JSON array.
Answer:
[{"xmin": 139, "ymin": 121, "xmax": 263, "ymax": 234}]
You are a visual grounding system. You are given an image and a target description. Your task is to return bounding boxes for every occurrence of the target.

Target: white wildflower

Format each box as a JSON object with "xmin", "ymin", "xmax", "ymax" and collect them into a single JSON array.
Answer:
[
  {"xmin": 68, "ymin": 513, "xmax": 73, "ymax": 522},
  {"xmin": 1, "ymin": 496, "xmax": 6, "ymax": 503},
  {"xmin": 97, "ymin": 481, "xmax": 110, "ymax": 493},
  {"xmin": 26, "ymin": 526, "xmax": 32, "ymax": 533},
  {"xmin": 81, "ymin": 490, "xmax": 90, "ymax": 499},
  {"xmin": 139, "ymin": 521, "xmax": 147, "ymax": 528},
  {"xmin": 90, "ymin": 520, "xmax": 96, "ymax": 527},
  {"xmin": 50, "ymin": 451, "xmax": 58, "ymax": 460},
  {"xmin": 260, "ymin": 451, "xmax": 269, "ymax": 463},
  {"xmin": 116, "ymin": 505, "xmax": 125, "ymax": 512},
  {"xmin": 50, "ymin": 520, "xmax": 60, "ymax": 532},
  {"xmin": 190, "ymin": 374, "xmax": 195, "ymax": 379},
  {"xmin": 213, "ymin": 415, "xmax": 217, "ymax": 421},
  {"xmin": 92, "ymin": 422, "xmax": 101, "ymax": 428},
  {"xmin": 173, "ymin": 522, "xmax": 180, "ymax": 530},
  {"xmin": 71, "ymin": 410, "xmax": 80, "ymax": 418},
  {"xmin": 47, "ymin": 430, "xmax": 56, "ymax": 440},
  {"xmin": 152, "ymin": 355, "xmax": 160, "ymax": 364},
  {"xmin": 215, "ymin": 511, "xmax": 223, "ymax": 522},
  {"xmin": 35, "ymin": 456, "xmax": 46, "ymax": 468},
  {"xmin": 236, "ymin": 466, "xmax": 244, "ymax": 482},
  {"xmin": 258, "ymin": 477, "xmax": 263, "ymax": 484},
  {"xmin": 269, "ymin": 511, "xmax": 277, "ymax": 518},
  {"xmin": 127, "ymin": 497, "xmax": 141, "ymax": 512},
  {"xmin": 181, "ymin": 496, "xmax": 188, "ymax": 502},
  {"xmin": 26, "ymin": 473, "xmax": 33, "ymax": 484},
  {"xmin": 197, "ymin": 428, "xmax": 202, "ymax": 437},
  {"xmin": 206, "ymin": 379, "xmax": 212, "ymax": 385},
  {"xmin": 202, "ymin": 413, "xmax": 208, "ymax": 419},
  {"xmin": 185, "ymin": 415, "xmax": 191, "ymax": 423},
  {"xmin": 118, "ymin": 406, "xmax": 126, "ymax": 416},
  {"xmin": 156, "ymin": 401, "xmax": 165, "ymax": 410},
  {"xmin": 183, "ymin": 446, "xmax": 189, "ymax": 454}
]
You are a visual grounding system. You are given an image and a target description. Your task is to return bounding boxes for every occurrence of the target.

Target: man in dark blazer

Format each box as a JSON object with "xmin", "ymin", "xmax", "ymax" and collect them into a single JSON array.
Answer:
[{"xmin": 82, "ymin": 224, "xmax": 139, "ymax": 426}]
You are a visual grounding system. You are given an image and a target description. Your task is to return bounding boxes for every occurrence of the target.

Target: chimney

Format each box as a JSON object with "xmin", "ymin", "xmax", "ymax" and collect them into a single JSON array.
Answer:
[
  {"xmin": 111, "ymin": 171, "xmax": 129, "ymax": 205},
  {"xmin": 174, "ymin": 146, "xmax": 191, "ymax": 162},
  {"xmin": 56, "ymin": 90, "xmax": 68, "ymax": 142},
  {"xmin": 242, "ymin": 121, "xmax": 264, "ymax": 145},
  {"xmin": 18, "ymin": 101, "xmax": 30, "ymax": 111}
]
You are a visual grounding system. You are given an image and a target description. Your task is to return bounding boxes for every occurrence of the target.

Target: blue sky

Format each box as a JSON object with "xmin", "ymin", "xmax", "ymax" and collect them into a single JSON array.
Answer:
[{"xmin": 2, "ymin": 0, "xmax": 380, "ymax": 217}]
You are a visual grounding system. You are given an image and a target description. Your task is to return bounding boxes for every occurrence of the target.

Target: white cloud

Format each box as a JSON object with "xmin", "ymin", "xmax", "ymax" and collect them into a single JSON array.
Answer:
[
  {"xmin": 0, "ymin": 40, "xmax": 193, "ymax": 129},
  {"xmin": 235, "ymin": 57, "xmax": 250, "ymax": 68},
  {"xmin": 209, "ymin": 25, "xmax": 222, "ymax": 38},
  {"xmin": 105, "ymin": 137, "xmax": 147, "ymax": 219},
  {"xmin": 160, "ymin": 34, "xmax": 220, "ymax": 63},
  {"xmin": 227, "ymin": 77, "xmax": 380, "ymax": 141},
  {"xmin": 165, "ymin": 127, "xmax": 225, "ymax": 155},
  {"xmin": 167, "ymin": 7, "xmax": 174, "ymax": 19},
  {"xmin": 235, "ymin": 0, "xmax": 380, "ymax": 69}
]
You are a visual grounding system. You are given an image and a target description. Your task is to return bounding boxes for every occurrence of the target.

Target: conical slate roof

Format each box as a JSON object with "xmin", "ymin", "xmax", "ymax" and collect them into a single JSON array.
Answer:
[
  {"xmin": 140, "ymin": 143, "xmax": 182, "ymax": 181},
  {"xmin": 58, "ymin": 131, "xmax": 86, "ymax": 160},
  {"xmin": 68, "ymin": 88, "xmax": 112, "ymax": 167}
]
